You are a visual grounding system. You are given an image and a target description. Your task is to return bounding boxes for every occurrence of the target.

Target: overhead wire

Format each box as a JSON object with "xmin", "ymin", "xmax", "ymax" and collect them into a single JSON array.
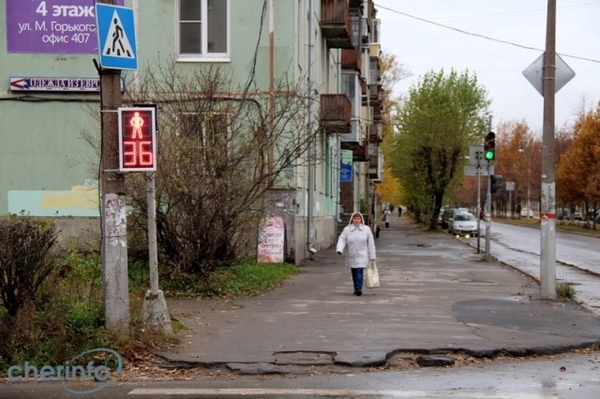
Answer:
[{"xmin": 376, "ymin": 3, "xmax": 600, "ymax": 64}]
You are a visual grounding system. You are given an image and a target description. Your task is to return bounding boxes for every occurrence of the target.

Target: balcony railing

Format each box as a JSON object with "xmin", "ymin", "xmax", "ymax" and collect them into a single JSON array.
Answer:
[
  {"xmin": 341, "ymin": 48, "xmax": 362, "ymax": 74},
  {"xmin": 352, "ymin": 140, "xmax": 369, "ymax": 162},
  {"xmin": 369, "ymin": 84, "xmax": 382, "ymax": 105},
  {"xmin": 368, "ymin": 123, "xmax": 382, "ymax": 142},
  {"xmin": 369, "ymin": 152, "xmax": 382, "ymax": 180},
  {"xmin": 320, "ymin": 94, "xmax": 352, "ymax": 134},
  {"xmin": 321, "ymin": 0, "xmax": 353, "ymax": 49},
  {"xmin": 372, "ymin": 103, "xmax": 383, "ymax": 122}
]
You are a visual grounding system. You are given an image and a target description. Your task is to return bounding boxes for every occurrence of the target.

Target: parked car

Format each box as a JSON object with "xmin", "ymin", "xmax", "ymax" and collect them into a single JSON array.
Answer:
[
  {"xmin": 557, "ymin": 208, "xmax": 570, "ymax": 220},
  {"xmin": 520, "ymin": 208, "xmax": 534, "ymax": 217},
  {"xmin": 440, "ymin": 208, "xmax": 457, "ymax": 229},
  {"xmin": 585, "ymin": 210, "xmax": 600, "ymax": 223},
  {"xmin": 447, "ymin": 212, "xmax": 478, "ymax": 237}
]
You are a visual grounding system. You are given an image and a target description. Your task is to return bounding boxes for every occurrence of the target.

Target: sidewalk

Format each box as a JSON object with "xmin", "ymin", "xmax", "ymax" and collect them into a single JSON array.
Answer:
[{"xmin": 161, "ymin": 215, "xmax": 600, "ymax": 372}]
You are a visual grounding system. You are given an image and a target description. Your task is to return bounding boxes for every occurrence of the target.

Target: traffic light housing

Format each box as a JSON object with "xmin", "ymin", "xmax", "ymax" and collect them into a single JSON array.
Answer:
[
  {"xmin": 118, "ymin": 107, "xmax": 157, "ymax": 172},
  {"xmin": 491, "ymin": 175, "xmax": 503, "ymax": 193},
  {"xmin": 484, "ymin": 131, "xmax": 496, "ymax": 161}
]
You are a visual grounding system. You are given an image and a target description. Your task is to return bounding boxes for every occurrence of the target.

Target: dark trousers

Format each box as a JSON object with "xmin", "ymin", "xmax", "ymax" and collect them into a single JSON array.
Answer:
[{"xmin": 351, "ymin": 268, "xmax": 364, "ymax": 292}]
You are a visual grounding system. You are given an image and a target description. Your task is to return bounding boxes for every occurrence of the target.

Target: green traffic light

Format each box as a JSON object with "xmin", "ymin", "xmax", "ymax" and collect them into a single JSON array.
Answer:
[{"xmin": 485, "ymin": 150, "xmax": 495, "ymax": 161}]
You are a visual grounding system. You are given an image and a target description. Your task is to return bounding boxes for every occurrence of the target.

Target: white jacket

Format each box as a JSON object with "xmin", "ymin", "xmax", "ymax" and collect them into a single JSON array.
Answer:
[{"xmin": 336, "ymin": 212, "xmax": 376, "ymax": 268}]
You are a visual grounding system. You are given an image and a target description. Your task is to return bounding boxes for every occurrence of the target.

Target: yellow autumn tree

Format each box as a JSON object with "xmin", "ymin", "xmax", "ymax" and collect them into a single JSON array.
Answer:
[
  {"xmin": 375, "ymin": 166, "xmax": 402, "ymax": 205},
  {"xmin": 374, "ymin": 52, "xmax": 411, "ymax": 207}
]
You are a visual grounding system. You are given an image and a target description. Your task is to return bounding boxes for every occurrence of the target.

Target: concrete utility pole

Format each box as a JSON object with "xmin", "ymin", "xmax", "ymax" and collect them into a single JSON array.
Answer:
[
  {"xmin": 98, "ymin": 0, "xmax": 129, "ymax": 334},
  {"xmin": 540, "ymin": 0, "xmax": 557, "ymax": 299}
]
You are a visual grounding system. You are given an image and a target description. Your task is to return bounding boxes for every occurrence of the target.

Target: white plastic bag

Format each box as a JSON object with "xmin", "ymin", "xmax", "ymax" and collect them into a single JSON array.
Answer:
[{"xmin": 366, "ymin": 260, "xmax": 380, "ymax": 288}]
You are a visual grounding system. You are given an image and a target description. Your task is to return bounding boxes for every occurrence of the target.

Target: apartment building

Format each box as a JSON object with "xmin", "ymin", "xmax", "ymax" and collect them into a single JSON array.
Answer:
[{"xmin": 0, "ymin": 0, "xmax": 383, "ymax": 263}]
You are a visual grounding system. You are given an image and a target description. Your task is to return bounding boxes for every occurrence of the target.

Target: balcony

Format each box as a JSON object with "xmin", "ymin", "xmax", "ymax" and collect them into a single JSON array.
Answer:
[
  {"xmin": 369, "ymin": 84, "xmax": 383, "ymax": 105},
  {"xmin": 369, "ymin": 151, "xmax": 382, "ymax": 181},
  {"xmin": 352, "ymin": 140, "xmax": 369, "ymax": 162},
  {"xmin": 368, "ymin": 123, "xmax": 382, "ymax": 142},
  {"xmin": 341, "ymin": 48, "xmax": 362, "ymax": 74},
  {"xmin": 321, "ymin": 0, "xmax": 353, "ymax": 49},
  {"xmin": 372, "ymin": 102, "xmax": 383, "ymax": 122},
  {"xmin": 340, "ymin": 119, "xmax": 363, "ymax": 149},
  {"xmin": 320, "ymin": 94, "xmax": 352, "ymax": 134}
]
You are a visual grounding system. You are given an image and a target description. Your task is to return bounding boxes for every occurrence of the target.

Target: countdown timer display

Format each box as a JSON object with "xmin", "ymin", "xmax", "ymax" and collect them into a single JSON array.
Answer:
[{"xmin": 117, "ymin": 107, "xmax": 157, "ymax": 172}]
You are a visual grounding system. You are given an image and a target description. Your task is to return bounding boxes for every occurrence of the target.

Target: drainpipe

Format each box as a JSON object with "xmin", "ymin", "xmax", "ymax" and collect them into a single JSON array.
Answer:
[
  {"xmin": 306, "ymin": 0, "xmax": 316, "ymax": 257},
  {"xmin": 269, "ymin": 0, "xmax": 275, "ymax": 180}
]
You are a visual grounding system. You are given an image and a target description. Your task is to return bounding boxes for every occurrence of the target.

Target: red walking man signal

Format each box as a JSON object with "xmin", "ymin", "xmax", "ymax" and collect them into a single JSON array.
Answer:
[{"xmin": 118, "ymin": 107, "xmax": 157, "ymax": 172}]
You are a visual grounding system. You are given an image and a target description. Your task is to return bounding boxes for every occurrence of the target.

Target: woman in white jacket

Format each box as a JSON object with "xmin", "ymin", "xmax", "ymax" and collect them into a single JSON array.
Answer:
[{"xmin": 336, "ymin": 212, "xmax": 377, "ymax": 296}]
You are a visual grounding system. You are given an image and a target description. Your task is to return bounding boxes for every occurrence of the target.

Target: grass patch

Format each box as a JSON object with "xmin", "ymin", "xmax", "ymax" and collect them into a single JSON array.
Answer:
[
  {"xmin": 556, "ymin": 282, "xmax": 576, "ymax": 302},
  {"xmin": 163, "ymin": 260, "xmax": 300, "ymax": 299}
]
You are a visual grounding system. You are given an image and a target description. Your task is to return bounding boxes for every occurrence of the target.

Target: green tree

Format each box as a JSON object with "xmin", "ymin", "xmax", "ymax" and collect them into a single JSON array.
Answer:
[{"xmin": 389, "ymin": 69, "xmax": 491, "ymax": 229}]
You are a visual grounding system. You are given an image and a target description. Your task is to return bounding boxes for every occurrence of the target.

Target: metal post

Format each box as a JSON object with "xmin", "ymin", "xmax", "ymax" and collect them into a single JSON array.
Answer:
[
  {"xmin": 141, "ymin": 171, "xmax": 172, "ymax": 334},
  {"xmin": 527, "ymin": 166, "xmax": 532, "ymax": 219},
  {"xmin": 476, "ymin": 157, "xmax": 481, "ymax": 253},
  {"xmin": 306, "ymin": 0, "xmax": 316, "ymax": 258},
  {"xmin": 509, "ymin": 189, "xmax": 512, "ymax": 219},
  {"xmin": 540, "ymin": 0, "xmax": 557, "ymax": 299},
  {"xmin": 485, "ymin": 161, "xmax": 491, "ymax": 261}
]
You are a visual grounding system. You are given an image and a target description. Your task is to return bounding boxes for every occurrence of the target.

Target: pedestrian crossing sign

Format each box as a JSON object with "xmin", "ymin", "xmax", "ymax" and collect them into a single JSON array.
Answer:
[{"xmin": 95, "ymin": 4, "xmax": 138, "ymax": 70}]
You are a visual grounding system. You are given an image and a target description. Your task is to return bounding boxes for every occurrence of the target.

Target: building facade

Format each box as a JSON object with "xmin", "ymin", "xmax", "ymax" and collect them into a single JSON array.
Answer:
[{"xmin": 0, "ymin": 0, "xmax": 383, "ymax": 264}]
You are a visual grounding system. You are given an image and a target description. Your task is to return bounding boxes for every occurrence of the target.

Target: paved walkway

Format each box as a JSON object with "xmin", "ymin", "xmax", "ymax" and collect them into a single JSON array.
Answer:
[{"xmin": 162, "ymin": 215, "xmax": 600, "ymax": 372}]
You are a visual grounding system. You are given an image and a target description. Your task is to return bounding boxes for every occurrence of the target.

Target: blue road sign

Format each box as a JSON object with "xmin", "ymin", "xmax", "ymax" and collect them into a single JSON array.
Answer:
[{"xmin": 95, "ymin": 4, "xmax": 137, "ymax": 70}]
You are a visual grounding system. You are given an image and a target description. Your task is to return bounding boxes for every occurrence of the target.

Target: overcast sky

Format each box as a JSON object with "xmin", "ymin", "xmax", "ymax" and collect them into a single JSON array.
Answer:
[{"xmin": 375, "ymin": 1, "xmax": 600, "ymax": 135}]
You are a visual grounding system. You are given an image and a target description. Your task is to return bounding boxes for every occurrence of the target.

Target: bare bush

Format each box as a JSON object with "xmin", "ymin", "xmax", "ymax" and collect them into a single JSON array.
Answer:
[
  {"xmin": 123, "ymin": 63, "xmax": 319, "ymax": 275},
  {"xmin": 0, "ymin": 216, "xmax": 57, "ymax": 316}
]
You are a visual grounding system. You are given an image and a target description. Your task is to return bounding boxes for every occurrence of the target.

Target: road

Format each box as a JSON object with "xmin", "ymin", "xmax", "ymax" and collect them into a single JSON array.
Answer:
[
  {"xmin": 470, "ymin": 221, "xmax": 600, "ymax": 313},
  {"xmin": 1, "ymin": 352, "xmax": 599, "ymax": 398}
]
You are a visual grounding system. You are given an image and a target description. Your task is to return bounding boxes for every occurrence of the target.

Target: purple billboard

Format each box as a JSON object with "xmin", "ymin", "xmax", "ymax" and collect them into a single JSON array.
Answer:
[{"xmin": 6, "ymin": 0, "xmax": 124, "ymax": 54}]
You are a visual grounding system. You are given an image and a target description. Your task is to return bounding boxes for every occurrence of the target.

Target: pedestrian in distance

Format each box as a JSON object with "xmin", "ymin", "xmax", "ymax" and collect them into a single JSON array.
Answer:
[
  {"xmin": 336, "ymin": 212, "xmax": 377, "ymax": 297},
  {"xmin": 398, "ymin": 206, "xmax": 402, "ymax": 217},
  {"xmin": 382, "ymin": 208, "xmax": 392, "ymax": 228}
]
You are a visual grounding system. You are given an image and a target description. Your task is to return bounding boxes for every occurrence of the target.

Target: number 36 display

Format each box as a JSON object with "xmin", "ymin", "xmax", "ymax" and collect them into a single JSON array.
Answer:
[{"xmin": 118, "ymin": 107, "xmax": 157, "ymax": 172}]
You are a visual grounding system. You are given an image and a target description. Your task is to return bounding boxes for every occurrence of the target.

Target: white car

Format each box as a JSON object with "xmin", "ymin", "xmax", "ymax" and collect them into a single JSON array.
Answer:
[
  {"xmin": 447, "ymin": 212, "xmax": 478, "ymax": 237},
  {"xmin": 520, "ymin": 208, "xmax": 534, "ymax": 217}
]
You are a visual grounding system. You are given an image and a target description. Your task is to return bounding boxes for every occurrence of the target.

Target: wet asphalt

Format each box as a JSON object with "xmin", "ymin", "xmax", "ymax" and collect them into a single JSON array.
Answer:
[{"xmin": 162, "ymin": 215, "xmax": 600, "ymax": 373}]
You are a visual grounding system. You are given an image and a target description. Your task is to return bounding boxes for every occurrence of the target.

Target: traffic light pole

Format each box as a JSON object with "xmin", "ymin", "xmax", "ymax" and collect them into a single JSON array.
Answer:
[{"xmin": 485, "ymin": 161, "xmax": 491, "ymax": 261}]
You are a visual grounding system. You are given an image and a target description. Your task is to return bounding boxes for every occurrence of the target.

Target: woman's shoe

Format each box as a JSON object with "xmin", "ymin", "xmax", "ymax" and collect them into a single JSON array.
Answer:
[{"xmin": 356, "ymin": 290, "xmax": 362, "ymax": 296}]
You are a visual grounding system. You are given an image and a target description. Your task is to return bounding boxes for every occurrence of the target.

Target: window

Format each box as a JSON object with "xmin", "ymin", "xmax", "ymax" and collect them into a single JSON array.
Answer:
[
  {"xmin": 177, "ymin": 0, "xmax": 230, "ymax": 61},
  {"xmin": 177, "ymin": 112, "xmax": 230, "ymax": 150}
]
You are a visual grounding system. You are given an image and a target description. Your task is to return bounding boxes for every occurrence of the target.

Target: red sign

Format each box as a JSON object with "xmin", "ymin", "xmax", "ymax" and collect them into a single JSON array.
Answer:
[{"xmin": 118, "ymin": 107, "xmax": 157, "ymax": 172}]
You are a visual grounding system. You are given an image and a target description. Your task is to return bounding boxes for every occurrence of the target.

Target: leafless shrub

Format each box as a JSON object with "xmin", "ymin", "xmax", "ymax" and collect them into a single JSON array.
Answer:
[
  {"xmin": 0, "ymin": 216, "xmax": 57, "ymax": 316},
  {"xmin": 123, "ymin": 62, "xmax": 320, "ymax": 275}
]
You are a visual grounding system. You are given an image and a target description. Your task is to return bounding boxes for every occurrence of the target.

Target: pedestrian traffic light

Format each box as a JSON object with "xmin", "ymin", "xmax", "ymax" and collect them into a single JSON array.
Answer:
[
  {"xmin": 491, "ymin": 175, "xmax": 503, "ymax": 194},
  {"xmin": 484, "ymin": 131, "xmax": 496, "ymax": 161},
  {"xmin": 118, "ymin": 107, "xmax": 157, "ymax": 172}
]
